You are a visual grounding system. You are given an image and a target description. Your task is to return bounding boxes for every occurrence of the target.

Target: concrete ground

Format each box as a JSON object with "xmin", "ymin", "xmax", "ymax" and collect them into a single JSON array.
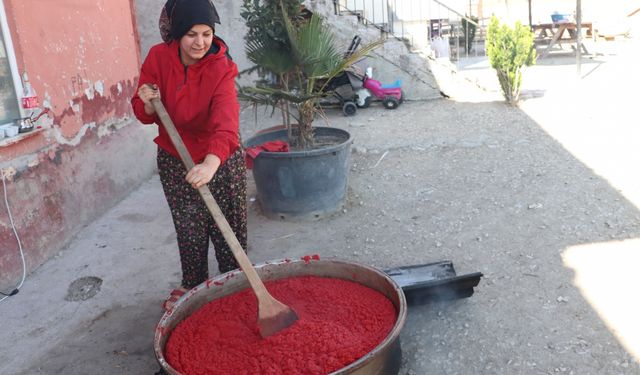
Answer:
[{"xmin": 1, "ymin": 39, "xmax": 640, "ymax": 374}]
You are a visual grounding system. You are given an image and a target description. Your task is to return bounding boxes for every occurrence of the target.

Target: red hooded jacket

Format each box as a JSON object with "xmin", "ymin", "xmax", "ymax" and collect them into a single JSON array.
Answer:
[{"xmin": 131, "ymin": 38, "xmax": 239, "ymax": 165}]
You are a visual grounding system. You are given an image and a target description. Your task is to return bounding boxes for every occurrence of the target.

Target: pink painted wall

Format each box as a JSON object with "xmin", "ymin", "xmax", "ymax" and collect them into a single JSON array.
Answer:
[
  {"xmin": 8, "ymin": 0, "xmax": 140, "ymax": 138},
  {"xmin": 0, "ymin": 0, "xmax": 156, "ymax": 289}
]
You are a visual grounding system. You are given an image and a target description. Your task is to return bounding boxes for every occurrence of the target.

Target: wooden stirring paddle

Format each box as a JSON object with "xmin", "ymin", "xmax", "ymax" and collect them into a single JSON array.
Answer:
[{"xmin": 150, "ymin": 94, "xmax": 298, "ymax": 338}]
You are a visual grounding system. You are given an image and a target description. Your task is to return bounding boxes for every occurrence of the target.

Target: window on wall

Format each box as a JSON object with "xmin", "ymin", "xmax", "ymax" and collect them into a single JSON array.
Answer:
[{"xmin": 0, "ymin": 3, "xmax": 21, "ymax": 127}]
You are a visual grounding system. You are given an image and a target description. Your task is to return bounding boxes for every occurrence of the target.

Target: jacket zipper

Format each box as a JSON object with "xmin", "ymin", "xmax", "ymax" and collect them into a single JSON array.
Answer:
[{"xmin": 183, "ymin": 65, "xmax": 188, "ymax": 85}]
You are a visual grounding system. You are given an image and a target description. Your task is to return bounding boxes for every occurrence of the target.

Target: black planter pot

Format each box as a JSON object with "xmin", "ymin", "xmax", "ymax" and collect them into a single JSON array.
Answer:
[{"xmin": 244, "ymin": 126, "xmax": 353, "ymax": 220}]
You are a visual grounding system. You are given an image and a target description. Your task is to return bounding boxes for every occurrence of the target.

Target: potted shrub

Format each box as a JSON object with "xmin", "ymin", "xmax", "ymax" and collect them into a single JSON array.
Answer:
[
  {"xmin": 486, "ymin": 16, "xmax": 536, "ymax": 104},
  {"xmin": 240, "ymin": 0, "xmax": 382, "ymax": 220}
]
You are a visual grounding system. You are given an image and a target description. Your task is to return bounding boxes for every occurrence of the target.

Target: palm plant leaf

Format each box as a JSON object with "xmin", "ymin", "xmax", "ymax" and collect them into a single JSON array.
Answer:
[
  {"xmin": 239, "ymin": 85, "xmax": 317, "ymax": 105},
  {"xmin": 282, "ymin": 5, "xmax": 384, "ymax": 92},
  {"xmin": 318, "ymin": 38, "xmax": 384, "ymax": 85},
  {"xmin": 285, "ymin": 14, "xmax": 343, "ymax": 78},
  {"xmin": 245, "ymin": 33, "xmax": 294, "ymax": 76}
]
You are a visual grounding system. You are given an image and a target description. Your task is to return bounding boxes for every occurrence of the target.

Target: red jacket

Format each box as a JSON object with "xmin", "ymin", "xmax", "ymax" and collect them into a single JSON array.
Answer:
[{"xmin": 131, "ymin": 38, "xmax": 239, "ymax": 165}]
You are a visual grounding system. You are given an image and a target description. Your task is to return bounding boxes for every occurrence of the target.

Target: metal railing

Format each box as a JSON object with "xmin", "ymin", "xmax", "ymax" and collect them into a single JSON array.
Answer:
[{"xmin": 335, "ymin": 0, "xmax": 487, "ymax": 60}]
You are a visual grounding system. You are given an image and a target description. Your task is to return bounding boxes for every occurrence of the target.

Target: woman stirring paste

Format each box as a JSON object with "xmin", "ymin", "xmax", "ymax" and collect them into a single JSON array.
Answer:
[{"xmin": 131, "ymin": 0, "xmax": 246, "ymax": 310}]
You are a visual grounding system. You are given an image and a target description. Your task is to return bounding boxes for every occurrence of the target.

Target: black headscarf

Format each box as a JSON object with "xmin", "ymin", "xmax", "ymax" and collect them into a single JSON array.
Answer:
[{"xmin": 159, "ymin": 0, "xmax": 220, "ymax": 42}]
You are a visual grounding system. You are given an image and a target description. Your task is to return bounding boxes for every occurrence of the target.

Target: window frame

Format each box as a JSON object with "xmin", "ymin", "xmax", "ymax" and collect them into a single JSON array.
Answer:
[{"xmin": 0, "ymin": 1, "xmax": 25, "ymax": 127}]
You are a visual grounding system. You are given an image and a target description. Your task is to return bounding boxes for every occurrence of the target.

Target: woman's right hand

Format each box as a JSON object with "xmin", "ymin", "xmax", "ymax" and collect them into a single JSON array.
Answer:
[{"xmin": 138, "ymin": 84, "xmax": 160, "ymax": 115}]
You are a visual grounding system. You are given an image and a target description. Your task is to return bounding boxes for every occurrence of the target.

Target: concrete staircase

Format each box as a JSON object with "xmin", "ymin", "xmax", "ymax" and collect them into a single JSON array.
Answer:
[
  {"xmin": 307, "ymin": 0, "xmax": 441, "ymax": 100},
  {"xmin": 306, "ymin": 0, "xmax": 493, "ymax": 101}
]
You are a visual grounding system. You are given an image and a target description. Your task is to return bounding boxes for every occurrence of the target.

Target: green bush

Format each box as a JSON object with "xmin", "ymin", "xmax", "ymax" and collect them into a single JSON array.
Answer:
[{"xmin": 486, "ymin": 16, "xmax": 536, "ymax": 104}]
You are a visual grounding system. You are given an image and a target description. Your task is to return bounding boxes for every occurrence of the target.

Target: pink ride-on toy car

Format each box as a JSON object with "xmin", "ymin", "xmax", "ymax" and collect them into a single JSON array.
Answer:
[{"xmin": 356, "ymin": 76, "xmax": 404, "ymax": 110}]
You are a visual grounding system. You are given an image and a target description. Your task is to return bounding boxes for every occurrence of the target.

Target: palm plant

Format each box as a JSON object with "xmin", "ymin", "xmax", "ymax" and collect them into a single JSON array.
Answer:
[{"xmin": 240, "ymin": 0, "xmax": 382, "ymax": 150}]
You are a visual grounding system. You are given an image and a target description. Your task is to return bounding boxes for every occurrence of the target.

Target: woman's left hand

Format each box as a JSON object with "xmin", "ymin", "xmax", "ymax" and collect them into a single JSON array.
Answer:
[{"xmin": 186, "ymin": 154, "xmax": 221, "ymax": 189}]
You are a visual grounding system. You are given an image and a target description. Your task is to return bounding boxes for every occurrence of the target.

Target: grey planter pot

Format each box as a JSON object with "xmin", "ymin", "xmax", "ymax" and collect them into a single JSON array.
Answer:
[{"xmin": 244, "ymin": 126, "xmax": 353, "ymax": 220}]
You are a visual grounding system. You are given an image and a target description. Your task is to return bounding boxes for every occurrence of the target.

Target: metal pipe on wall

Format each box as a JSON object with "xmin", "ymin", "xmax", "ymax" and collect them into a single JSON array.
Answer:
[{"xmin": 576, "ymin": 0, "xmax": 582, "ymax": 76}]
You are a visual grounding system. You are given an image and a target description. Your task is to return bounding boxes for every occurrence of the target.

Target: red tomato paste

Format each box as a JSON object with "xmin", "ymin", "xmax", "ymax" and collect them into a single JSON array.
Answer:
[{"xmin": 165, "ymin": 276, "xmax": 397, "ymax": 374}]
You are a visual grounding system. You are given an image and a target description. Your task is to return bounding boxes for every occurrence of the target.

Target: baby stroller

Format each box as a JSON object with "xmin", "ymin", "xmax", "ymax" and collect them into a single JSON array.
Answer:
[{"xmin": 322, "ymin": 36, "xmax": 367, "ymax": 116}]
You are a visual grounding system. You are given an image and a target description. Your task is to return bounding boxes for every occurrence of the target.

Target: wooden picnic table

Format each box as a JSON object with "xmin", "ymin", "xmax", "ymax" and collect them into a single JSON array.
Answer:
[{"xmin": 533, "ymin": 22, "xmax": 594, "ymax": 58}]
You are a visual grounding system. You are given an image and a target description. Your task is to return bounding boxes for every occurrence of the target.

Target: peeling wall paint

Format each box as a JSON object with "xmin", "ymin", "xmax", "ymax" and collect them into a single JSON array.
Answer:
[
  {"xmin": 94, "ymin": 81, "xmax": 105, "ymax": 97},
  {"xmin": 6, "ymin": 0, "xmax": 140, "ymax": 139},
  {"xmin": 52, "ymin": 80, "xmax": 137, "ymax": 134},
  {"xmin": 51, "ymin": 122, "xmax": 95, "ymax": 147}
]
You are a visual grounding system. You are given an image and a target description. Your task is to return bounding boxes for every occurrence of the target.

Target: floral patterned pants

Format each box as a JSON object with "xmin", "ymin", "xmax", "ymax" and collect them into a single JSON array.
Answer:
[{"xmin": 157, "ymin": 147, "xmax": 247, "ymax": 289}]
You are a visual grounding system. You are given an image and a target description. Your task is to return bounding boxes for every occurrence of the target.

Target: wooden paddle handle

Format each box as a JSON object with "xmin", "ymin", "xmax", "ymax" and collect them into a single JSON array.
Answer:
[{"xmin": 150, "ymin": 97, "xmax": 270, "ymax": 297}]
